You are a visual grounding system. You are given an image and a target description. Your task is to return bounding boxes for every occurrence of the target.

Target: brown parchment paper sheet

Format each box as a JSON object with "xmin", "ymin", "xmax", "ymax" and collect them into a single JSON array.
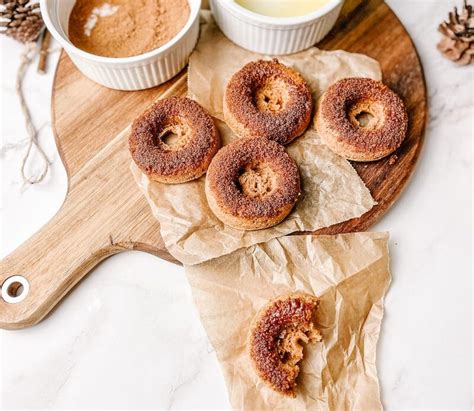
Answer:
[
  {"xmin": 131, "ymin": 15, "xmax": 381, "ymax": 266},
  {"xmin": 186, "ymin": 231, "xmax": 391, "ymax": 411}
]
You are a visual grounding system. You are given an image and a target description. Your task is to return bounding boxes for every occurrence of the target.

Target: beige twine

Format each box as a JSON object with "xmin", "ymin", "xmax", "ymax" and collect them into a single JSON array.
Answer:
[{"xmin": 17, "ymin": 42, "xmax": 50, "ymax": 184}]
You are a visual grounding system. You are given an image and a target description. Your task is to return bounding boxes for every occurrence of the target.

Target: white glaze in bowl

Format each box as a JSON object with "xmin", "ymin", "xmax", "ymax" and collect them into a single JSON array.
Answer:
[{"xmin": 210, "ymin": 0, "xmax": 343, "ymax": 55}]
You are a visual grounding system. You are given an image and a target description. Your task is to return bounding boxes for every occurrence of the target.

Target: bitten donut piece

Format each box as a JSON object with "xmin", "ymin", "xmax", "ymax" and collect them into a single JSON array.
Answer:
[
  {"xmin": 205, "ymin": 138, "xmax": 301, "ymax": 231},
  {"xmin": 315, "ymin": 77, "xmax": 408, "ymax": 161},
  {"xmin": 248, "ymin": 293, "xmax": 322, "ymax": 397},
  {"xmin": 129, "ymin": 96, "xmax": 221, "ymax": 184},
  {"xmin": 224, "ymin": 59, "xmax": 313, "ymax": 145}
]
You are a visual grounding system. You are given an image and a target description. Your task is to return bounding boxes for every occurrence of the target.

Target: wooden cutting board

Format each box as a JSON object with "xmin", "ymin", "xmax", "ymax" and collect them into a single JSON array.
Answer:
[{"xmin": 0, "ymin": 0, "xmax": 427, "ymax": 330}]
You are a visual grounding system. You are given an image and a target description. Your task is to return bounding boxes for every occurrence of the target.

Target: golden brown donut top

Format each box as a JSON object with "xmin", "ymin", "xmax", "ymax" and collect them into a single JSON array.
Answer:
[
  {"xmin": 249, "ymin": 293, "xmax": 321, "ymax": 397},
  {"xmin": 207, "ymin": 138, "xmax": 300, "ymax": 219},
  {"xmin": 320, "ymin": 77, "xmax": 408, "ymax": 153},
  {"xmin": 129, "ymin": 96, "xmax": 219, "ymax": 177},
  {"xmin": 225, "ymin": 59, "xmax": 312, "ymax": 145}
]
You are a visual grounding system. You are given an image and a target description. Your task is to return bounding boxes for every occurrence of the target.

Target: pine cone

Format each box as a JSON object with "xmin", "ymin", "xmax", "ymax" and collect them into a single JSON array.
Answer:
[
  {"xmin": 0, "ymin": 0, "xmax": 44, "ymax": 43},
  {"xmin": 437, "ymin": 0, "xmax": 474, "ymax": 65}
]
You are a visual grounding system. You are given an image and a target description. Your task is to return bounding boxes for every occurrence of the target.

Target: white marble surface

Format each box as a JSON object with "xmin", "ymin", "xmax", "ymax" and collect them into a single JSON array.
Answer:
[{"xmin": 0, "ymin": 1, "xmax": 472, "ymax": 409}]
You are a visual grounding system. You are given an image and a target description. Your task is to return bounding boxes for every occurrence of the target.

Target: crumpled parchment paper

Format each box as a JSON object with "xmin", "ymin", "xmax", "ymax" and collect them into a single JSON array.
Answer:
[
  {"xmin": 131, "ymin": 16, "xmax": 381, "ymax": 265},
  {"xmin": 186, "ymin": 231, "xmax": 391, "ymax": 410}
]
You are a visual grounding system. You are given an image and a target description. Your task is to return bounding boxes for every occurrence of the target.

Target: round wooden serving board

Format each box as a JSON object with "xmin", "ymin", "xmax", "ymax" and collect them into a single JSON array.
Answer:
[{"xmin": 0, "ymin": 0, "xmax": 427, "ymax": 329}]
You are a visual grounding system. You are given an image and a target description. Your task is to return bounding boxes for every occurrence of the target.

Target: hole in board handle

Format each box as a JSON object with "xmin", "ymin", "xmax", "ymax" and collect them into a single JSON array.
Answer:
[{"xmin": 1, "ymin": 275, "xmax": 29, "ymax": 304}]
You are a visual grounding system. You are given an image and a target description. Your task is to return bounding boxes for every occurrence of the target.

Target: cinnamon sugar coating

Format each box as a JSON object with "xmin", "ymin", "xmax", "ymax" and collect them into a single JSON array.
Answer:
[
  {"xmin": 206, "ymin": 138, "xmax": 300, "ymax": 221},
  {"xmin": 224, "ymin": 59, "xmax": 313, "ymax": 145},
  {"xmin": 129, "ymin": 97, "xmax": 220, "ymax": 183},
  {"xmin": 68, "ymin": 0, "xmax": 190, "ymax": 58},
  {"xmin": 249, "ymin": 293, "xmax": 322, "ymax": 397},
  {"xmin": 319, "ymin": 77, "xmax": 408, "ymax": 156}
]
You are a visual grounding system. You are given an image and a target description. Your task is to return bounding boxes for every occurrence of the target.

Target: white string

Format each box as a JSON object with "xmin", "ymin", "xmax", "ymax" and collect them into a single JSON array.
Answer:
[{"xmin": 16, "ymin": 41, "xmax": 50, "ymax": 184}]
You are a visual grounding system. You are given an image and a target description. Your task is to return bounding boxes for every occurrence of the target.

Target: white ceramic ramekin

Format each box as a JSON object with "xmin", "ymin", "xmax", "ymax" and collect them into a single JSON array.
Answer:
[
  {"xmin": 210, "ymin": 0, "xmax": 343, "ymax": 55},
  {"xmin": 40, "ymin": 0, "xmax": 201, "ymax": 90}
]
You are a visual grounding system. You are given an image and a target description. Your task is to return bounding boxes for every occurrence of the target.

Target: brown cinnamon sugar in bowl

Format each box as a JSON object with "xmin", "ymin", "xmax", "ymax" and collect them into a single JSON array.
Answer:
[{"xmin": 68, "ymin": 0, "xmax": 191, "ymax": 58}]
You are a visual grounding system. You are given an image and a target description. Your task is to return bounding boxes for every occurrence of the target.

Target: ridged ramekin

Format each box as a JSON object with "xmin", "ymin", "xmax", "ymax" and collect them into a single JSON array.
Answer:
[
  {"xmin": 40, "ymin": 0, "xmax": 201, "ymax": 90},
  {"xmin": 210, "ymin": 0, "xmax": 343, "ymax": 55}
]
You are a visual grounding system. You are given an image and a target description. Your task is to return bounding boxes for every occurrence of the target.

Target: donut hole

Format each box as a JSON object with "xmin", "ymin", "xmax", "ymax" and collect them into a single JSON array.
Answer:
[
  {"xmin": 237, "ymin": 163, "xmax": 277, "ymax": 198},
  {"xmin": 255, "ymin": 78, "xmax": 290, "ymax": 113},
  {"xmin": 355, "ymin": 112, "xmax": 374, "ymax": 127},
  {"xmin": 348, "ymin": 101, "xmax": 385, "ymax": 131},
  {"xmin": 162, "ymin": 130, "xmax": 180, "ymax": 147},
  {"xmin": 157, "ymin": 122, "xmax": 193, "ymax": 151}
]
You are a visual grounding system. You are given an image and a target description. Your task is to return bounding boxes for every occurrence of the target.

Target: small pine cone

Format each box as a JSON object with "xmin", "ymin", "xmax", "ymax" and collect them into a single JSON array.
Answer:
[
  {"xmin": 437, "ymin": 0, "xmax": 474, "ymax": 65},
  {"xmin": 0, "ymin": 0, "xmax": 44, "ymax": 43},
  {"xmin": 438, "ymin": 39, "xmax": 474, "ymax": 65}
]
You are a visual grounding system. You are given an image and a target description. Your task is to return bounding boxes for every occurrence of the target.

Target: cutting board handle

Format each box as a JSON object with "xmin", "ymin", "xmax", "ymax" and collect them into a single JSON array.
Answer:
[
  {"xmin": 0, "ymin": 191, "xmax": 124, "ymax": 330},
  {"xmin": 0, "ymin": 118, "xmax": 175, "ymax": 330}
]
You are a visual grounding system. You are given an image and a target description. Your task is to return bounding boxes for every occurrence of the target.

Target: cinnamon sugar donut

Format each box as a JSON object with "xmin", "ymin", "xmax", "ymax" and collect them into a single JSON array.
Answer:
[
  {"xmin": 205, "ymin": 138, "xmax": 301, "ymax": 230},
  {"xmin": 224, "ymin": 59, "xmax": 313, "ymax": 145},
  {"xmin": 315, "ymin": 77, "xmax": 408, "ymax": 161},
  {"xmin": 248, "ymin": 293, "xmax": 322, "ymax": 397},
  {"xmin": 129, "ymin": 97, "xmax": 220, "ymax": 184}
]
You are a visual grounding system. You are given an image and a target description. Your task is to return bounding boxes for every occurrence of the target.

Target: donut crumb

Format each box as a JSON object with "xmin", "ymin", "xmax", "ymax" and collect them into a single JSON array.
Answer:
[{"xmin": 388, "ymin": 154, "xmax": 398, "ymax": 165}]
